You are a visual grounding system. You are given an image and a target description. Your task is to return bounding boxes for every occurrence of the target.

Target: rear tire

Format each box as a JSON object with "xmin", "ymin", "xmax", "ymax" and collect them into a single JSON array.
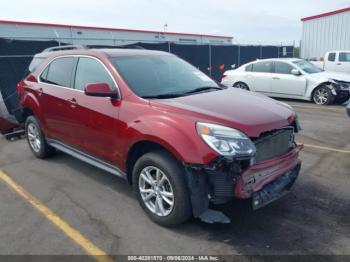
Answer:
[
  {"xmin": 233, "ymin": 82, "xmax": 249, "ymax": 90},
  {"xmin": 25, "ymin": 116, "xmax": 55, "ymax": 158},
  {"xmin": 132, "ymin": 150, "xmax": 192, "ymax": 227},
  {"xmin": 312, "ymin": 85, "xmax": 335, "ymax": 105}
]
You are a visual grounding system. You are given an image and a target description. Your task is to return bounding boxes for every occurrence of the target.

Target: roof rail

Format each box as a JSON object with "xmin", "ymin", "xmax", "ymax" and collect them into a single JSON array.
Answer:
[
  {"xmin": 43, "ymin": 44, "xmax": 86, "ymax": 53},
  {"xmin": 42, "ymin": 44, "xmax": 145, "ymax": 53}
]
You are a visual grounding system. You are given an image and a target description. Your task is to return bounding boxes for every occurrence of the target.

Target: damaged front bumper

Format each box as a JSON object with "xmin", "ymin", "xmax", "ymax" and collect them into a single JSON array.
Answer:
[
  {"xmin": 234, "ymin": 145, "xmax": 303, "ymax": 199},
  {"xmin": 184, "ymin": 144, "xmax": 303, "ymax": 223}
]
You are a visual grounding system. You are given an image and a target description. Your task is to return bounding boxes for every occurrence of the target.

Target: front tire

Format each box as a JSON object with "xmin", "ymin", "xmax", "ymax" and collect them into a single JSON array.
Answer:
[
  {"xmin": 132, "ymin": 150, "xmax": 192, "ymax": 227},
  {"xmin": 25, "ymin": 116, "xmax": 55, "ymax": 158},
  {"xmin": 312, "ymin": 85, "xmax": 335, "ymax": 105}
]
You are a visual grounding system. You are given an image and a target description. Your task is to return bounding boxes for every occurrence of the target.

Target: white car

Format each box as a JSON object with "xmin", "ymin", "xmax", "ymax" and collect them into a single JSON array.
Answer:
[{"xmin": 221, "ymin": 58, "xmax": 350, "ymax": 105}]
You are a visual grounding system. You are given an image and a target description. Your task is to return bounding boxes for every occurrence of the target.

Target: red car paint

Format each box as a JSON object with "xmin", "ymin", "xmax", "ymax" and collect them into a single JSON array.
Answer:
[
  {"xmin": 0, "ymin": 117, "xmax": 18, "ymax": 134},
  {"xmin": 20, "ymin": 49, "xmax": 302, "ymax": 198},
  {"xmin": 234, "ymin": 145, "xmax": 303, "ymax": 199}
]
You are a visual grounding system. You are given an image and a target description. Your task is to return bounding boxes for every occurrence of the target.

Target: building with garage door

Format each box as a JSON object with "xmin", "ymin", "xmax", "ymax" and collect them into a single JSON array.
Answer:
[{"xmin": 300, "ymin": 7, "xmax": 350, "ymax": 59}]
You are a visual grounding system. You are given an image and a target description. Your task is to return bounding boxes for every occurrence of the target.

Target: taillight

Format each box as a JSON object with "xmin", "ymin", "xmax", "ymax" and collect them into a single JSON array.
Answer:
[
  {"xmin": 17, "ymin": 81, "xmax": 24, "ymax": 95},
  {"xmin": 18, "ymin": 75, "xmax": 37, "ymax": 95}
]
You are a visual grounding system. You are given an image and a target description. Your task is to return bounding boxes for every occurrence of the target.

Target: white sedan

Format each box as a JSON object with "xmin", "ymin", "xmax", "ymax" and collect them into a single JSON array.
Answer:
[{"xmin": 221, "ymin": 58, "xmax": 350, "ymax": 105}]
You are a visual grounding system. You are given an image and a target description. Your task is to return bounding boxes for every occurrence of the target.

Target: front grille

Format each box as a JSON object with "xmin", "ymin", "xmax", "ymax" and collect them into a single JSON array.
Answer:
[{"xmin": 254, "ymin": 128, "xmax": 294, "ymax": 163}]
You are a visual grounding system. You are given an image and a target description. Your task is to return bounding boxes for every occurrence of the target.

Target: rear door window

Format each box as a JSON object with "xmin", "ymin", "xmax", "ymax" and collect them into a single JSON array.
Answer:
[
  {"xmin": 251, "ymin": 61, "xmax": 273, "ymax": 73},
  {"xmin": 41, "ymin": 57, "xmax": 77, "ymax": 88},
  {"xmin": 74, "ymin": 57, "xmax": 116, "ymax": 91}
]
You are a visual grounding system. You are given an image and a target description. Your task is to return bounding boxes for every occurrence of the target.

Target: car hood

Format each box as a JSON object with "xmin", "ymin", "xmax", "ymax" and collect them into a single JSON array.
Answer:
[
  {"xmin": 311, "ymin": 71, "xmax": 350, "ymax": 82},
  {"xmin": 150, "ymin": 88, "xmax": 295, "ymax": 138}
]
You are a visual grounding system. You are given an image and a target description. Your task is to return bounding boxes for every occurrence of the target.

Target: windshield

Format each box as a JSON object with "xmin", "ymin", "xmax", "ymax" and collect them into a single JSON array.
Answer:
[
  {"xmin": 293, "ymin": 60, "xmax": 323, "ymax": 74},
  {"xmin": 110, "ymin": 55, "xmax": 220, "ymax": 98}
]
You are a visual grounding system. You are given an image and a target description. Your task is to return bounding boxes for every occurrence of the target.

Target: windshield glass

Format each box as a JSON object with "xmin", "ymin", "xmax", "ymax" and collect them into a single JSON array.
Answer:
[
  {"xmin": 110, "ymin": 55, "xmax": 219, "ymax": 98},
  {"xmin": 293, "ymin": 60, "xmax": 323, "ymax": 74}
]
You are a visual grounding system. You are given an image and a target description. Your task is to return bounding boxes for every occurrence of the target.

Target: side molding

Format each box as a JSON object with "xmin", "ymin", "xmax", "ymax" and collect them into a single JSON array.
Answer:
[{"xmin": 47, "ymin": 139, "xmax": 127, "ymax": 180}]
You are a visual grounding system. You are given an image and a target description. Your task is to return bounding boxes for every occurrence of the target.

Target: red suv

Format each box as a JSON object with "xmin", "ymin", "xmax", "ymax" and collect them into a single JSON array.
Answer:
[{"xmin": 19, "ymin": 46, "xmax": 303, "ymax": 227}]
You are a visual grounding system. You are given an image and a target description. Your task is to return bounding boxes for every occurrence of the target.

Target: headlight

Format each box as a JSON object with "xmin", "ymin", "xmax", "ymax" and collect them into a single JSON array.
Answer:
[{"xmin": 196, "ymin": 122, "xmax": 256, "ymax": 157}]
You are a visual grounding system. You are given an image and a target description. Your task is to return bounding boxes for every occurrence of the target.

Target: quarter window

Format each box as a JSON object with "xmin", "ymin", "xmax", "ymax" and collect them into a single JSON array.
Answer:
[
  {"xmin": 74, "ymin": 57, "xmax": 116, "ymax": 91},
  {"xmin": 339, "ymin": 52, "xmax": 350, "ymax": 62},
  {"xmin": 40, "ymin": 57, "xmax": 76, "ymax": 88},
  {"xmin": 328, "ymin": 53, "xmax": 336, "ymax": 62},
  {"xmin": 251, "ymin": 61, "xmax": 273, "ymax": 73},
  {"xmin": 274, "ymin": 62, "xmax": 294, "ymax": 74}
]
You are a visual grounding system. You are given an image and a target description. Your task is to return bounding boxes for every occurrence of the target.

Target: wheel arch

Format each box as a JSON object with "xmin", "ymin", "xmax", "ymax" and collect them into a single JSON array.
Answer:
[
  {"xmin": 125, "ymin": 140, "xmax": 180, "ymax": 184},
  {"xmin": 311, "ymin": 81, "xmax": 335, "ymax": 97},
  {"xmin": 21, "ymin": 93, "xmax": 46, "ymax": 127}
]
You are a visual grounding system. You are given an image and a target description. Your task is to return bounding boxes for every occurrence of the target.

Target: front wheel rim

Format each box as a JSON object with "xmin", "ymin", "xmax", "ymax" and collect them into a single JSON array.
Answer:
[
  {"xmin": 314, "ymin": 88, "xmax": 329, "ymax": 104},
  {"xmin": 138, "ymin": 166, "xmax": 174, "ymax": 217},
  {"xmin": 27, "ymin": 123, "xmax": 41, "ymax": 153}
]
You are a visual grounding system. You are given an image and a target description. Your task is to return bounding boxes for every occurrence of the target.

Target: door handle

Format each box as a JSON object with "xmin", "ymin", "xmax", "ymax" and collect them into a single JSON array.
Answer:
[
  {"xmin": 336, "ymin": 63, "xmax": 342, "ymax": 65},
  {"xmin": 272, "ymin": 77, "xmax": 280, "ymax": 80},
  {"xmin": 67, "ymin": 98, "xmax": 78, "ymax": 108}
]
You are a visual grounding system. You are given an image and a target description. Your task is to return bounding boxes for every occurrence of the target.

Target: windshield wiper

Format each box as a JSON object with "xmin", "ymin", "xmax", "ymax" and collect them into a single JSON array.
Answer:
[
  {"xmin": 142, "ymin": 85, "xmax": 226, "ymax": 99},
  {"xmin": 182, "ymin": 86, "xmax": 225, "ymax": 95},
  {"xmin": 142, "ymin": 93, "xmax": 184, "ymax": 99}
]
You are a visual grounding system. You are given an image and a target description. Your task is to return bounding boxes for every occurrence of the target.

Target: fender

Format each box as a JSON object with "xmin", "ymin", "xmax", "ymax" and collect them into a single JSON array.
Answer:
[
  {"xmin": 307, "ymin": 81, "xmax": 337, "ymax": 100},
  {"xmin": 118, "ymin": 114, "xmax": 218, "ymax": 171}
]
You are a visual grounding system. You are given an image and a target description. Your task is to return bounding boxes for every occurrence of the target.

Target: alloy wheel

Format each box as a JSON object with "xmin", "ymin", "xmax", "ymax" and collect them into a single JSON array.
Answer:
[
  {"xmin": 313, "ymin": 88, "xmax": 329, "ymax": 105},
  {"xmin": 138, "ymin": 166, "xmax": 174, "ymax": 217},
  {"xmin": 27, "ymin": 123, "xmax": 41, "ymax": 153}
]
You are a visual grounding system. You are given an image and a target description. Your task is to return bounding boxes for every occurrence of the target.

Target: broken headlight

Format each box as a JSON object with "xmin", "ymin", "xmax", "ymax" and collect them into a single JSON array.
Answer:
[{"xmin": 196, "ymin": 122, "xmax": 256, "ymax": 157}]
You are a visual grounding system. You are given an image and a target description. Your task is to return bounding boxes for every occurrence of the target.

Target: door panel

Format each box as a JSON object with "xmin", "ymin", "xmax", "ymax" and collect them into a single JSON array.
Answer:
[
  {"xmin": 246, "ymin": 61, "xmax": 273, "ymax": 93},
  {"xmin": 325, "ymin": 52, "xmax": 337, "ymax": 72},
  {"xmin": 246, "ymin": 73, "xmax": 272, "ymax": 93},
  {"xmin": 270, "ymin": 74, "xmax": 306, "ymax": 96},
  {"xmin": 69, "ymin": 57, "xmax": 122, "ymax": 164},
  {"xmin": 38, "ymin": 57, "xmax": 78, "ymax": 145},
  {"xmin": 337, "ymin": 52, "xmax": 350, "ymax": 73},
  {"xmin": 69, "ymin": 91, "xmax": 121, "ymax": 164},
  {"xmin": 271, "ymin": 62, "xmax": 307, "ymax": 96}
]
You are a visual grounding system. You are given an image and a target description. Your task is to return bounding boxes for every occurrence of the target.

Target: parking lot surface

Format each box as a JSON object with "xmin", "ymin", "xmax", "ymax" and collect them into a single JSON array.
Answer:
[{"xmin": 0, "ymin": 100, "xmax": 349, "ymax": 257}]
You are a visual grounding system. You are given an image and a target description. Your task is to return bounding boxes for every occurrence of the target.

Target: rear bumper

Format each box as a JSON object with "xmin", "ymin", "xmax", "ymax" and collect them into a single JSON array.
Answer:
[{"xmin": 234, "ymin": 145, "xmax": 303, "ymax": 199}]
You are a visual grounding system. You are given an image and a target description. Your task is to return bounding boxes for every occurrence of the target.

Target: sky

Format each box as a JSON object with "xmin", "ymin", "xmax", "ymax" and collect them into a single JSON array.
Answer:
[{"xmin": 1, "ymin": 0, "xmax": 349, "ymax": 44}]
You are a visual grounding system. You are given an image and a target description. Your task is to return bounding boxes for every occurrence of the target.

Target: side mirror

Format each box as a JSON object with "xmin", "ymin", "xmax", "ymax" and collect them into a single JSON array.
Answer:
[
  {"xmin": 291, "ymin": 69, "xmax": 301, "ymax": 76},
  {"xmin": 231, "ymin": 64, "xmax": 236, "ymax": 69},
  {"xmin": 84, "ymin": 83, "xmax": 118, "ymax": 98}
]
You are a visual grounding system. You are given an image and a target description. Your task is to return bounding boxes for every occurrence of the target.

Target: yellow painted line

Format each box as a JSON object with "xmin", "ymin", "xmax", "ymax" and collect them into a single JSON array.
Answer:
[
  {"xmin": 0, "ymin": 170, "xmax": 112, "ymax": 262},
  {"xmin": 303, "ymin": 143, "xmax": 350, "ymax": 154},
  {"xmin": 288, "ymin": 104, "xmax": 345, "ymax": 111}
]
